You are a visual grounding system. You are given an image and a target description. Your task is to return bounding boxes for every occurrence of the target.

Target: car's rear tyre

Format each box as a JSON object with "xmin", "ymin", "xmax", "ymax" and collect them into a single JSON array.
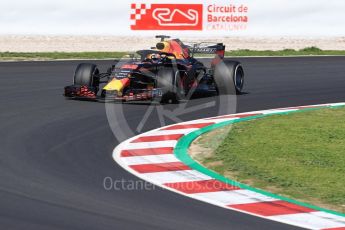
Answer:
[
  {"xmin": 214, "ymin": 61, "xmax": 244, "ymax": 95},
  {"xmin": 155, "ymin": 68, "xmax": 182, "ymax": 104},
  {"xmin": 74, "ymin": 63, "xmax": 100, "ymax": 92}
]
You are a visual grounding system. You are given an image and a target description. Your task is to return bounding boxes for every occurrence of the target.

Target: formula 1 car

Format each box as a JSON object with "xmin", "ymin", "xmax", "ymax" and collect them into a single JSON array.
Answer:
[{"xmin": 64, "ymin": 35, "xmax": 244, "ymax": 103}]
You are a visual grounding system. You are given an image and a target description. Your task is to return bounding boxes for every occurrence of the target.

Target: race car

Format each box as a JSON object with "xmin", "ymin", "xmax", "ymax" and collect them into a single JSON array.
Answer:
[{"xmin": 64, "ymin": 35, "xmax": 244, "ymax": 103}]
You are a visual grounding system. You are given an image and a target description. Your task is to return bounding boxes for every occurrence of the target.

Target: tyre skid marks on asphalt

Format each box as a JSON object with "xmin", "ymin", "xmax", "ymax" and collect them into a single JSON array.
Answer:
[{"xmin": 113, "ymin": 102, "xmax": 345, "ymax": 230}]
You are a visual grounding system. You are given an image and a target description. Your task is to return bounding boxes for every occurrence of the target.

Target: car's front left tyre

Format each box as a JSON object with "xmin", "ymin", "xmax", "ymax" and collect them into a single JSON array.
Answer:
[
  {"xmin": 74, "ymin": 63, "xmax": 100, "ymax": 93},
  {"xmin": 155, "ymin": 68, "xmax": 183, "ymax": 104}
]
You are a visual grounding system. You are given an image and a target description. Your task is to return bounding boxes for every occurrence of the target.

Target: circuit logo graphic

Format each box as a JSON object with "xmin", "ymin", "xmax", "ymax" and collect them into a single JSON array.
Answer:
[{"xmin": 130, "ymin": 4, "xmax": 203, "ymax": 30}]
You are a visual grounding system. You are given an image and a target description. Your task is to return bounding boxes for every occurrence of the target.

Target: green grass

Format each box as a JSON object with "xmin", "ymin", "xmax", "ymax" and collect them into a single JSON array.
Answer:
[
  {"xmin": 226, "ymin": 46, "xmax": 345, "ymax": 56},
  {"xmin": 1, "ymin": 47, "xmax": 345, "ymax": 60},
  {"xmin": 196, "ymin": 107, "xmax": 345, "ymax": 213},
  {"xmin": 0, "ymin": 51, "xmax": 127, "ymax": 61}
]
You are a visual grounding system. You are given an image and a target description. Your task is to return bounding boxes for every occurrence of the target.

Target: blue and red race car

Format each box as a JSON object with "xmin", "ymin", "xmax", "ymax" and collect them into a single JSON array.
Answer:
[{"xmin": 64, "ymin": 35, "xmax": 244, "ymax": 103}]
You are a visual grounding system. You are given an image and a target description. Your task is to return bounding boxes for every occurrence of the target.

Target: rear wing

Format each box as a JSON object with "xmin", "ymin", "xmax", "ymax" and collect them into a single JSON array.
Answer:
[{"xmin": 187, "ymin": 43, "xmax": 225, "ymax": 58}]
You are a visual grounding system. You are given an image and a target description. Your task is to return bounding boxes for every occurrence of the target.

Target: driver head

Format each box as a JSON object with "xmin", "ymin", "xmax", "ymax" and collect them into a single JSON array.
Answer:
[{"xmin": 151, "ymin": 53, "xmax": 160, "ymax": 63}]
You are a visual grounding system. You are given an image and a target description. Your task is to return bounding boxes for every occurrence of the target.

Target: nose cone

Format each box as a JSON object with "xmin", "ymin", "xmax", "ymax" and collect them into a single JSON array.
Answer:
[{"xmin": 103, "ymin": 78, "xmax": 130, "ymax": 92}]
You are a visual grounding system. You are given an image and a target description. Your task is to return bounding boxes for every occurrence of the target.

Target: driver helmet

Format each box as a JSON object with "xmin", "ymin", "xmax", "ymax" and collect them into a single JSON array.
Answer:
[{"xmin": 146, "ymin": 53, "xmax": 161, "ymax": 63}]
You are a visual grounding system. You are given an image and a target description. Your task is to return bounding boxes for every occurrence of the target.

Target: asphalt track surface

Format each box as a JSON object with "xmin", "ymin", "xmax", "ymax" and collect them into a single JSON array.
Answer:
[{"xmin": 1, "ymin": 57, "xmax": 345, "ymax": 230}]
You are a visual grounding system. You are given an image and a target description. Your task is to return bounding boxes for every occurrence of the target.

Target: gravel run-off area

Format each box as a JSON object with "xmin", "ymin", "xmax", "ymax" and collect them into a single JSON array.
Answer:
[{"xmin": 1, "ymin": 36, "xmax": 345, "ymax": 52}]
